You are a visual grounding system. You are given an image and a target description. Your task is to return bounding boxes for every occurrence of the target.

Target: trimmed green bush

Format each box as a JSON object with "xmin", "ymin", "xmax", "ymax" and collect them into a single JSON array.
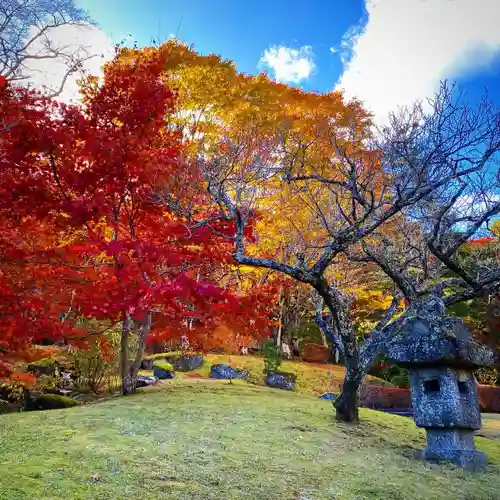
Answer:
[
  {"xmin": 153, "ymin": 360, "xmax": 174, "ymax": 371},
  {"xmin": 27, "ymin": 393, "xmax": 78, "ymax": 411}
]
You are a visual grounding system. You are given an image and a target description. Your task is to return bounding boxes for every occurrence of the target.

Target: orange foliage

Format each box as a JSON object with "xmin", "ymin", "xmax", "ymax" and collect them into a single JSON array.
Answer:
[{"xmin": 197, "ymin": 324, "xmax": 260, "ymax": 353}]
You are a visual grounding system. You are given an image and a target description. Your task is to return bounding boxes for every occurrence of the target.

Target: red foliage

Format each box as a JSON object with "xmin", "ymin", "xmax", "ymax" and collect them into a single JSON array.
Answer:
[
  {"xmin": 0, "ymin": 50, "xmax": 276, "ymax": 377},
  {"xmin": 477, "ymin": 384, "xmax": 500, "ymax": 413},
  {"xmin": 359, "ymin": 385, "xmax": 411, "ymax": 409}
]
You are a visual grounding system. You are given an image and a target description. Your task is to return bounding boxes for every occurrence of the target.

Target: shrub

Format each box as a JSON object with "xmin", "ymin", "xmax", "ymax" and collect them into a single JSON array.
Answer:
[
  {"xmin": 477, "ymin": 384, "xmax": 500, "ymax": 413},
  {"xmin": 152, "ymin": 360, "xmax": 174, "ymax": 371},
  {"xmin": 70, "ymin": 342, "xmax": 118, "ymax": 394},
  {"xmin": 369, "ymin": 358, "xmax": 410, "ymax": 388},
  {"xmin": 476, "ymin": 367, "xmax": 499, "ymax": 386},
  {"xmin": 36, "ymin": 375, "xmax": 61, "ymax": 392},
  {"xmin": 26, "ymin": 393, "xmax": 78, "ymax": 411},
  {"xmin": 390, "ymin": 371, "xmax": 410, "ymax": 389},
  {"xmin": 359, "ymin": 385, "xmax": 411, "ymax": 409},
  {"xmin": 0, "ymin": 400, "xmax": 13, "ymax": 414},
  {"xmin": 0, "ymin": 383, "xmax": 26, "ymax": 412},
  {"xmin": 288, "ymin": 319, "xmax": 323, "ymax": 345},
  {"xmin": 262, "ymin": 340, "xmax": 281, "ymax": 374},
  {"xmin": 0, "ymin": 383, "xmax": 25, "ymax": 403}
]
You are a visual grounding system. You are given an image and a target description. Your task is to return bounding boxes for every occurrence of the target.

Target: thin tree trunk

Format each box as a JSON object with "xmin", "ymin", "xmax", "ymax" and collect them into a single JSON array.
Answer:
[
  {"xmin": 129, "ymin": 311, "xmax": 152, "ymax": 390},
  {"xmin": 120, "ymin": 312, "xmax": 133, "ymax": 395},
  {"xmin": 276, "ymin": 286, "xmax": 284, "ymax": 348}
]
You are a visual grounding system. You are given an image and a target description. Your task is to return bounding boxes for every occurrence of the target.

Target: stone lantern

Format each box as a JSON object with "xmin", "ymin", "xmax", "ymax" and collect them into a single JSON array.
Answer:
[{"xmin": 386, "ymin": 298, "xmax": 494, "ymax": 469}]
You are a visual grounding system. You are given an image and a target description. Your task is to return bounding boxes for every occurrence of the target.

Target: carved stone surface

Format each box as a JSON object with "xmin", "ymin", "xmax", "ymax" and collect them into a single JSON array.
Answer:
[
  {"xmin": 409, "ymin": 367, "xmax": 481, "ymax": 429},
  {"xmin": 386, "ymin": 300, "xmax": 495, "ymax": 369},
  {"xmin": 423, "ymin": 429, "xmax": 488, "ymax": 470},
  {"xmin": 386, "ymin": 297, "xmax": 494, "ymax": 470}
]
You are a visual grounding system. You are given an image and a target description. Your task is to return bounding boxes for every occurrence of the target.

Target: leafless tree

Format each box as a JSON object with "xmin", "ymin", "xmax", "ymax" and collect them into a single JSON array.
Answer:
[
  {"xmin": 162, "ymin": 81, "xmax": 500, "ymax": 422},
  {"xmin": 0, "ymin": 0, "xmax": 95, "ymax": 97}
]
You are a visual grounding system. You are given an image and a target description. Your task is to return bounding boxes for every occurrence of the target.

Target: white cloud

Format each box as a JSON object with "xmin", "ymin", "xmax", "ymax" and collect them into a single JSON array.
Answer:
[
  {"xmin": 259, "ymin": 45, "xmax": 315, "ymax": 84},
  {"xmin": 335, "ymin": 0, "xmax": 500, "ymax": 124},
  {"xmin": 23, "ymin": 23, "xmax": 115, "ymax": 103}
]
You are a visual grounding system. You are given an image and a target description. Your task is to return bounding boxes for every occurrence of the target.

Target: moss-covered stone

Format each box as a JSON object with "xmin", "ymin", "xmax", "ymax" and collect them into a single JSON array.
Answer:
[
  {"xmin": 152, "ymin": 360, "xmax": 174, "ymax": 372},
  {"xmin": 26, "ymin": 393, "xmax": 78, "ymax": 411},
  {"xmin": 143, "ymin": 352, "xmax": 204, "ymax": 372},
  {"xmin": 26, "ymin": 357, "xmax": 58, "ymax": 376}
]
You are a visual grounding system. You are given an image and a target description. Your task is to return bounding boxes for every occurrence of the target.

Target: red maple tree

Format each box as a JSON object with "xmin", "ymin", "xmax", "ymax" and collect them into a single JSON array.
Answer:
[{"xmin": 0, "ymin": 53, "xmax": 276, "ymax": 390}]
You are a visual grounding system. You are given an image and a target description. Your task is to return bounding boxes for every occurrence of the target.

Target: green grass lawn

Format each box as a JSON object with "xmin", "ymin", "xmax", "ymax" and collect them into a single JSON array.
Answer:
[
  {"xmin": 478, "ymin": 413, "xmax": 500, "ymax": 442},
  {"xmin": 0, "ymin": 380, "xmax": 499, "ymax": 500},
  {"xmin": 148, "ymin": 354, "xmax": 387, "ymax": 396}
]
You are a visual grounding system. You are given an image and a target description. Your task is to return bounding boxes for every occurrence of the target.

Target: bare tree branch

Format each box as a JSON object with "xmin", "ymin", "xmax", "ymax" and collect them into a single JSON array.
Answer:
[{"xmin": 0, "ymin": 0, "xmax": 95, "ymax": 97}]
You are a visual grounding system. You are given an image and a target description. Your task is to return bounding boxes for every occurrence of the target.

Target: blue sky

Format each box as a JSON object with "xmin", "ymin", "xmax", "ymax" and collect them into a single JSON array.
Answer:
[
  {"xmin": 68, "ymin": 0, "xmax": 500, "ymax": 123},
  {"xmin": 76, "ymin": 0, "xmax": 363, "ymax": 93}
]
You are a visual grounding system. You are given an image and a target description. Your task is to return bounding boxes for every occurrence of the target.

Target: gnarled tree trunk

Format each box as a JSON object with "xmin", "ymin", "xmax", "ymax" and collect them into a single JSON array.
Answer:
[
  {"xmin": 334, "ymin": 335, "xmax": 362, "ymax": 422},
  {"xmin": 317, "ymin": 282, "xmax": 361, "ymax": 422}
]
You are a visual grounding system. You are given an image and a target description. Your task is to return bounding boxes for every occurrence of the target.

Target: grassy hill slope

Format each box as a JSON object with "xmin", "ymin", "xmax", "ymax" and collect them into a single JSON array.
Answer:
[{"xmin": 0, "ymin": 380, "xmax": 499, "ymax": 500}]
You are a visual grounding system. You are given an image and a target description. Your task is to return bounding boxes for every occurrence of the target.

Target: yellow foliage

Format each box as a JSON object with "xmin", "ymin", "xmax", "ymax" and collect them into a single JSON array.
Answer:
[{"xmin": 110, "ymin": 41, "xmax": 382, "ymax": 311}]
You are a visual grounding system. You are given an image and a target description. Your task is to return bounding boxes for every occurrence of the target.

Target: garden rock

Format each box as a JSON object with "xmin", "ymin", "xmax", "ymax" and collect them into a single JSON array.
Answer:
[
  {"xmin": 174, "ymin": 354, "xmax": 204, "ymax": 372},
  {"xmin": 153, "ymin": 367, "xmax": 176, "ymax": 380},
  {"xmin": 210, "ymin": 364, "xmax": 249, "ymax": 380},
  {"xmin": 141, "ymin": 359, "xmax": 154, "ymax": 370},
  {"xmin": 142, "ymin": 353, "xmax": 204, "ymax": 372},
  {"xmin": 265, "ymin": 371, "xmax": 296, "ymax": 391},
  {"xmin": 319, "ymin": 392, "xmax": 337, "ymax": 401},
  {"xmin": 136, "ymin": 375, "xmax": 158, "ymax": 388},
  {"xmin": 25, "ymin": 393, "xmax": 78, "ymax": 411}
]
